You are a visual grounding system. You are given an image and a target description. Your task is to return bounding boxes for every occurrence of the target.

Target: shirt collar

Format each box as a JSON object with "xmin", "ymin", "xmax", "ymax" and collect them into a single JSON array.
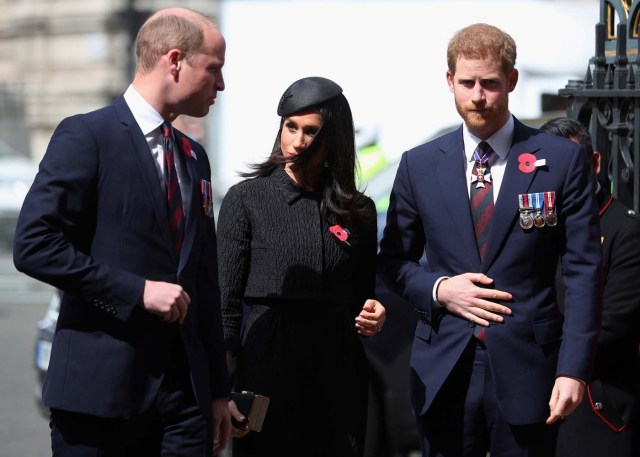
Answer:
[
  {"xmin": 123, "ymin": 84, "xmax": 164, "ymax": 136},
  {"xmin": 271, "ymin": 165, "xmax": 320, "ymax": 205},
  {"xmin": 463, "ymin": 114, "xmax": 514, "ymax": 162}
]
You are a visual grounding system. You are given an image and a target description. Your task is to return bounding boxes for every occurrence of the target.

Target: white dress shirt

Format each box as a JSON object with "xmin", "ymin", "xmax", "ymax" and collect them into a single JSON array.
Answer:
[
  {"xmin": 462, "ymin": 114, "xmax": 515, "ymax": 202},
  {"xmin": 123, "ymin": 85, "xmax": 190, "ymax": 215},
  {"xmin": 432, "ymin": 115, "xmax": 515, "ymax": 303}
]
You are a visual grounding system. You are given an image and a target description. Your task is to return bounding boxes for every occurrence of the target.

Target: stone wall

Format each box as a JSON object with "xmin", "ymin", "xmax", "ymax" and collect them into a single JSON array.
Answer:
[{"xmin": 0, "ymin": 0, "xmax": 218, "ymax": 161}]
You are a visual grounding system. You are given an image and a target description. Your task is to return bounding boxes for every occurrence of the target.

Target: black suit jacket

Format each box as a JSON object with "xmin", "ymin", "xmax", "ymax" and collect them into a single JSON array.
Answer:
[
  {"xmin": 556, "ymin": 190, "xmax": 640, "ymax": 456},
  {"xmin": 13, "ymin": 96, "xmax": 229, "ymax": 419}
]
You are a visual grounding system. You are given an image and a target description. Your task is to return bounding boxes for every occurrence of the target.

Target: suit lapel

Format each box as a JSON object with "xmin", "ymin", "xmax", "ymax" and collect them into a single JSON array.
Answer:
[
  {"xmin": 174, "ymin": 132, "xmax": 204, "ymax": 273},
  {"xmin": 180, "ymin": 153, "xmax": 200, "ymax": 272},
  {"xmin": 482, "ymin": 119, "xmax": 540, "ymax": 270},
  {"xmin": 114, "ymin": 97, "xmax": 174, "ymax": 253},
  {"xmin": 438, "ymin": 128, "xmax": 482, "ymax": 270}
]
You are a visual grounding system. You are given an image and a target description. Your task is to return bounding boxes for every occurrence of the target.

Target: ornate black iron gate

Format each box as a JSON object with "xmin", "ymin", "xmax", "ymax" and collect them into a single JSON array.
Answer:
[{"xmin": 559, "ymin": 0, "xmax": 640, "ymax": 212}]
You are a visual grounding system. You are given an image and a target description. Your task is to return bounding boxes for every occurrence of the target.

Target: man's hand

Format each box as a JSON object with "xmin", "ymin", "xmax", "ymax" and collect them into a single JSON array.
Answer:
[
  {"xmin": 437, "ymin": 273, "xmax": 512, "ymax": 326},
  {"xmin": 212, "ymin": 397, "xmax": 232, "ymax": 455},
  {"xmin": 546, "ymin": 376, "xmax": 585, "ymax": 424},
  {"xmin": 140, "ymin": 280, "xmax": 190, "ymax": 324},
  {"xmin": 355, "ymin": 299, "xmax": 386, "ymax": 336}
]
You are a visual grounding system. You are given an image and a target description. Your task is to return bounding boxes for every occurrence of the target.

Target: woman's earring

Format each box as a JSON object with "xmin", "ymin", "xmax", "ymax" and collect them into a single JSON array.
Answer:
[{"xmin": 324, "ymin": 160, "xmax": 330, "ymax": 168}]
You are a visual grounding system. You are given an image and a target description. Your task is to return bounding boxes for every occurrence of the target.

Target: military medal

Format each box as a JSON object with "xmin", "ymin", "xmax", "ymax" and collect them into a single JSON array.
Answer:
[
  {"xmin": 201, "ymin": 180, "xmax": 209, "ymax": 216},
  {"xmin": 532, "ymin": 192, "xmax": 546, "ymax": 228},
  {"xmin": 518, "ymin": 193, "xmax": 534, "ymax": 229},
  {"xmin": 200, "ymin": 179, "xmax": 213, "ymax": 218},
  {"xmin": 544, "ymin": 191, "xmax": 557, "ymax": 226},
  {"xmin": 471, "ymin": 147, "xmax": 492, "ymax": 189}
]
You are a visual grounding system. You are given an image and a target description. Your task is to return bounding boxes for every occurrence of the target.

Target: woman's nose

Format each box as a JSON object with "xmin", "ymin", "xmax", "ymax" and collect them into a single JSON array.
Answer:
[{"xmin": 293, "ymin": 133, "xmax": 306, "ymax": 149}]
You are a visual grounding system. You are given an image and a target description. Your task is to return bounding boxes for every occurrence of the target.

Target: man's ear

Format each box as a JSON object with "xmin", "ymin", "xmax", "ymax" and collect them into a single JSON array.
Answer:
[
  {"xmin": 446, "ymin": 70, "xmax": 455, "ymax": 93},
  {"xmin": 167, "ymin": 49, "xmax": 182, "ymax": 76},
  {"xmin": 508, "ymin": 68, "xmax": 519, "ymax": 92},
  {"xmin": 592, "ymin": 151, "xmax": 602, "ymax": 176}
]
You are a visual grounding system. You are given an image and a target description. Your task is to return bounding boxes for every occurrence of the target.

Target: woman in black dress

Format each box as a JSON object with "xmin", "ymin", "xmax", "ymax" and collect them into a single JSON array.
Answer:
[{"xmin": 217, "ymin": 76, "xmax": 386, "ymax": 457}]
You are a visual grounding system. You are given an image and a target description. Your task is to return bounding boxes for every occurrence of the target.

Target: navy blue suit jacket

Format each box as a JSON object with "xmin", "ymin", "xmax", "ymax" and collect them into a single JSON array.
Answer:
[
  {"xmin": 378, "ymin": 118, "xmax": 601, "ymax": 425},
  {"xmin": 14, "ymin": 96, "xmax": 229, "ymax": 419}
]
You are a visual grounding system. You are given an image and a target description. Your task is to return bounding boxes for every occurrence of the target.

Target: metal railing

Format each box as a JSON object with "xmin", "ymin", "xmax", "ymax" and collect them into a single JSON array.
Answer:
[{"xmin": 559, "ymin": 0, "xmax": 640, "ymax": 212}]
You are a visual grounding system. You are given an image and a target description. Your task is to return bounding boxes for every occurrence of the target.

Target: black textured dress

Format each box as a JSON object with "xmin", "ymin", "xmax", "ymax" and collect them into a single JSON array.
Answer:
[{"xmin": 217, "ymin": 166, "xmax": 377, "ymax": 457}]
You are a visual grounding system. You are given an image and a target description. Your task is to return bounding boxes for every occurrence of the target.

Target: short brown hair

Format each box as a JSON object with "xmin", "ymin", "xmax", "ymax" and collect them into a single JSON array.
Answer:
[
  {"xmin": 135, "ymin": 10, "xmax": 211, "ymax": 73},
  {"xmin": 447, "ymin": 23, "xmax": 517, "ymax": 75}
]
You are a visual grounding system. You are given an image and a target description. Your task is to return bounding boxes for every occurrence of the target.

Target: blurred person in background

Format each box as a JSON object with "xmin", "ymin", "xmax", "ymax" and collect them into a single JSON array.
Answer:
[
  {"xmin": 541, "ymin": 117, "xmax": 640, "ymax": 457},
  {"xmin": 378, "ymin": 23, "xmax": 601, "ymax": 457},
  {"xmin": 217, "ymin": 76, "xmax": 386, "ymax": 457},
  {"xmin": 13, "ymin": 7, "xmax": 231, "ymax": 456}
]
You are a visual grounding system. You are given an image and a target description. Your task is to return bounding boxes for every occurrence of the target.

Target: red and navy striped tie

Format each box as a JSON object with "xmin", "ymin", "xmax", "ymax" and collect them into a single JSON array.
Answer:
[
  {"xmin": 470, "ymin": 141, "xmax": 493, "ymax": 344},
  {"xmin": 162, "ymin": 122, "xmax": 185, "ymax": 257},
  {"xmin": 470, "ymin": 141, "xmax": 494, "ymax": 260}
]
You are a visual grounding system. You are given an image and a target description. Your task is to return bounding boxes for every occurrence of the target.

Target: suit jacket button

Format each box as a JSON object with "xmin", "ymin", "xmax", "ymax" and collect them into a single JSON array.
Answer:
[{"xmin": 594, "ymin": 402, "xmax": 603, "ymax": 411}]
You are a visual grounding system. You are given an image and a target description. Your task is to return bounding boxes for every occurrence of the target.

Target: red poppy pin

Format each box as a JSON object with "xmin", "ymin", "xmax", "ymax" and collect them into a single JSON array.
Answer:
[
  {"xmin": 181, "ymin": 137, "xmax": 196, "ymax": 159},
  {"xmin": 518, "ymin": 153, "xmax": 536, "ymax": 173},
  {"xmin": 517, "ymin": 153, "xmax": 546, "ymax": 173},
  {"xmin": 329, "ymin": 224, "xmax": 351, "ymax": 247}
]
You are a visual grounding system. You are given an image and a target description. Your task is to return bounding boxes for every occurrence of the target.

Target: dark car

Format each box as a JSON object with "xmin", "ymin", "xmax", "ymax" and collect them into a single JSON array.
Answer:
[
  {"xmin": 363, "ymin": 280, "xmax": 419, "ymax": 457},
  {"xmin": 34, "ymin": 289, "xmax": 60, "ymax": 415},
  {"xmin": 0, "ymin": 140, "xmax": 37, "ymax": 247},
  {"xmin": 360, "ymin": 156, "xmax": 422, "ymax": 457}
]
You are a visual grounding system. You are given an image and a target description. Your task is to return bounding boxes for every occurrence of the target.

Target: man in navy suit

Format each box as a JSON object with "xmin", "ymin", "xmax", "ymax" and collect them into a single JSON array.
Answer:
[
  {"xmin": 13, "ymin": 7, "xmax": 231, "ymax": 456},
  {"xmin": 378, "ymin": 23, "xmax": 601, "ymax": 456}
]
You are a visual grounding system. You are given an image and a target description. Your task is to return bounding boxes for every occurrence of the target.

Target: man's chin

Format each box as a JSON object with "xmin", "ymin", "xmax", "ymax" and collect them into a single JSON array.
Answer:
[
  {"xmin": 463, "ymin": 115, "xmax": 491, "ymax": 131},
  {"xmin": 188, "ymin": 108, "xmax": 209, "ymax": 119}
]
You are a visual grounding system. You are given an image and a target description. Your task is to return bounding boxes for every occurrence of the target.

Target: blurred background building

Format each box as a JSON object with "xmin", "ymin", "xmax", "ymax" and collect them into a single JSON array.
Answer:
[{"xmin": 0, "ymin": 0, "xmax": 218, "ymax": 162}]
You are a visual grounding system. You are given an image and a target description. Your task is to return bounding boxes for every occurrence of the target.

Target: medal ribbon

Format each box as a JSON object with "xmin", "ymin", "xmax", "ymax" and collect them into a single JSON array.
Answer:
[
  {"xmin": 544, "ymin": 191, "xmax": 555, "ymax": 213},
  {"xmin": 473, "ymin": 147, "xmax": 491, "ymax": 164},
  {"xmin": 518, "ymin": 193, "xmax": 531, "ymax": 211},
  {"xmin": 532, "ymin": 192, "xmax": 543, "ymax": 214},
  {"xmin": 201, "ymin": 180, "xmax": 212, "ymax": 216}
]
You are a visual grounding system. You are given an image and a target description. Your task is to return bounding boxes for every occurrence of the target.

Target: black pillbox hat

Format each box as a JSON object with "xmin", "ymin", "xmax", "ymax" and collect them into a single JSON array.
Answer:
[{"xmin": 277, "ymin": 76, "xmax": 343, "ymax": 117}]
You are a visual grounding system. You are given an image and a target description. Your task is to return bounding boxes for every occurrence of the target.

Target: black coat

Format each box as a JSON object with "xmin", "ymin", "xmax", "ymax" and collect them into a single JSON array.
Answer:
[
  {"xmin": 216, "ymin": 166, "xmax": 378, "ymax": 456},
  {"xmin": 556, "ymin": 189, "xmax": 640, "ymax": 457},
  {"xmin": 217, "ymin": 166, "xmax": 377, "ymax": 352}
]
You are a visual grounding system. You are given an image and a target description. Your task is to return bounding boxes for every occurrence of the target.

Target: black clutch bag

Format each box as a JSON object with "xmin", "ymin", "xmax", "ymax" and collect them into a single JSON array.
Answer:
[{"xmin": 231, "ymin": 391, "xmax": 270, "ymax": 432}]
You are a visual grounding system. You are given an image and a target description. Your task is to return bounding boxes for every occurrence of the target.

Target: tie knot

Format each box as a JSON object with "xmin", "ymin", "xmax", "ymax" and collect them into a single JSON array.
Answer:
[
  {"xmin": 162, "ymin": 122, "xmax": 172, "ymax": 139},
  {"xmin": 474, "ymin": 141, "xmax": 492, "ymax": 162}
]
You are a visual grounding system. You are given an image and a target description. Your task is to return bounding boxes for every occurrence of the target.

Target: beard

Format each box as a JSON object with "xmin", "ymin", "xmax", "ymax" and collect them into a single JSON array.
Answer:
[{"xmin": 455, "ymin": 97, "xmax": 509, "ymax": 137}]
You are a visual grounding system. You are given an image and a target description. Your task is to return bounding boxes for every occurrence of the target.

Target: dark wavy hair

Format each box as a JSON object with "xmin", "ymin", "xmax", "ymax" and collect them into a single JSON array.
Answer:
[
  {"xmin": 539, "ymin": 117, "xmax": 593, "ymax": 158},
  {"xmin": 241, "ymin": 93, "xmax": 375, "ymax": 242}
]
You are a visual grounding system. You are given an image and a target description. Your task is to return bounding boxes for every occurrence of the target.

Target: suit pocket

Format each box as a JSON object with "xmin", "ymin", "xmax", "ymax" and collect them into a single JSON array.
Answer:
[
  {"xmin": 414, "ymin": 319, "xmax": 433, "ymax": 343},
  {"xmin": 532, "ymin": 317, "xmax": 563, "ymax": 346},
  {"xmin": 588, "ymin": 379, "xmax": 634, "ymax": 430}
]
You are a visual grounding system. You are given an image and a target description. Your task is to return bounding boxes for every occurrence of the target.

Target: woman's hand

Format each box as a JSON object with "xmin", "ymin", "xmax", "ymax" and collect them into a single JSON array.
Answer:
[
  {"xmin": 355, "ymin": 299, "xmax": 386, "ymax": 336},
  {"xmin": 228, "ymin": 399, "xmax": 251, "ymax": 439}
]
